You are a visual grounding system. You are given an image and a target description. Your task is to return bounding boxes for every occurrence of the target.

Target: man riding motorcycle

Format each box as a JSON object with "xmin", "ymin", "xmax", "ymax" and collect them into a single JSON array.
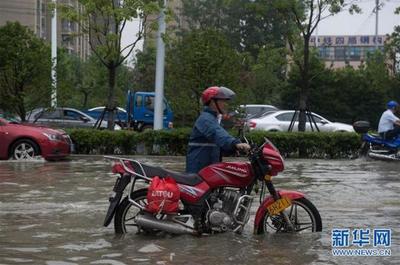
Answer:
[
  {"xmin": 378, "ymin": 100, "xmax": 400, "ymax": 140},
  {"xmin": 186, "ymin": 86, "xmax": 250, "ymax": 173}
]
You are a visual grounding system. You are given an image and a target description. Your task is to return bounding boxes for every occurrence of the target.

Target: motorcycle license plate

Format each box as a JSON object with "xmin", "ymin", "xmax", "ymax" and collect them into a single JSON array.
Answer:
[{"xmin": 267, "ymin": 197, "xmax": 292, "ymax": 216}]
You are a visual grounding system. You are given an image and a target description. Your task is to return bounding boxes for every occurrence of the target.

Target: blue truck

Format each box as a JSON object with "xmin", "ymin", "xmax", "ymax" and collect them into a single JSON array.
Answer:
[{"xmin": 83, "ymin": 91, "xmax": 174, "ymax": 131}]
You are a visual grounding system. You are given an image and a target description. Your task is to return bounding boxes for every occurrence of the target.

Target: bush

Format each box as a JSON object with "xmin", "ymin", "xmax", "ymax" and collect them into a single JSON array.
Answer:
[
  {"xmin": 248, "ymin": 131, "xmax": 361, "ymax": 159},
  {"xmin": 66, "ymin": 128, "xmax": 192, "ymax": 156},
  {"xmin": 66, "ymin": 128, "xmax": 362, "ymax": 159}
]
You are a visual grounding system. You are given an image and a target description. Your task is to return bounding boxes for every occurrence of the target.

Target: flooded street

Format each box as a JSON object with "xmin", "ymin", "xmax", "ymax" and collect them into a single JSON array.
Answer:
[{"xmin": 0, "ymin": 156, "xmax": 399, "ymax": 265}]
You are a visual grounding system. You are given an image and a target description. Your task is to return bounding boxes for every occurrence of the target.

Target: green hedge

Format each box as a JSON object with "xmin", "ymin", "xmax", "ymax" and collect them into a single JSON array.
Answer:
[
  {"xmin": 66, "ymin": 128, "xmax": 192, "ymax": 156},
  {"xmin": 65, "ymin": 128, "xmax": 362, "ymax": 159},
  {"xmin": 248, "ymin": 131, "xmax": 361, "ymax": 158}
]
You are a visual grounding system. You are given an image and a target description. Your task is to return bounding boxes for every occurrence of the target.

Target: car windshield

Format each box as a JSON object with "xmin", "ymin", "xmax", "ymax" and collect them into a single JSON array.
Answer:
[{"xmin": 250, "ymin": 110, "xmax": 278, "ymax": 119}]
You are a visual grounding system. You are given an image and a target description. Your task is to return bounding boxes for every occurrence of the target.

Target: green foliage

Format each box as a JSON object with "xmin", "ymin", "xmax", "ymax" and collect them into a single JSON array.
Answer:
[
  {"xmin": 385, "ymin": 25, "xmax": 400, "ymax": 75},
  {"xmin": 247, "ymin": 46, "xmax": 288, "ymax": 106},
  {"xmin": 131, "ymin": 46, "xmax": 156, "ymax": 92},
  {"xmin": 180, "ymin": 0, "xmax": 289, "ymax": 58},
  {"xmin": 273, "ymin": 0, "xmax": 361, "ymax": 131},
  {"xmin": 249, "ymin": 131, "xmax": 361, "ymax": 159},
  {"xmin": 56, "ymin": 0, "xmax": 160, "ymax": 129},
  {"xmin": 166, "ymin": 29, "xmax": 243, "ymax": 126},
  {"xmin": 57, "ymin": 53, "xmax": 134, "ymax": 109},
  {"xmin": 67, "ymin": 129, "xmax": 140, "ymax": 154},
  {"xmin": 282, "ymin": 50, "xmax": 395, "ymax": 128},
  {"xmin": 0, "ymin": 22, "xmax": 51, "ymax": 121},
  {"xmin": 67, "ymin": 128, "xmax": 192, "ymax": 155},
  {"xmin": 57, "ymin": 0, "xmax": 159, "ymax": 67},
  {"xmin": 66, "ymin": 128, "xmax": 361, "ymax": 159}
]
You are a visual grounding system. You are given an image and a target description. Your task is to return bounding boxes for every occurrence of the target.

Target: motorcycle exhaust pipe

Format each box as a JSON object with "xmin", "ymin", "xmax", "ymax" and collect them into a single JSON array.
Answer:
[{"xmin": 135, "ymin": 214, "xmax": 196, "ymax": 235}]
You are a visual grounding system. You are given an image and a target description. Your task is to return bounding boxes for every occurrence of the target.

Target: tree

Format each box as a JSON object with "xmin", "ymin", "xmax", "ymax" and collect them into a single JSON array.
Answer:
[
  {"xmin": 57, "ymin": 0, "xmax": 159, "ymax": 129},
  {"xmin": 166, "ymin": 29, "xmax": 242, "ymax": 125},
  {"xmin": 180, "ymin": 0, "xmax": 289, "ymax": 58},
  {"xmin": 0, "ymin": 22, "xmax": 51, "ymax": 121},
  {"xmin": 57, "ymin": 53, "xmax": 134, "ymax": 109},
  {"xmin": 282, "ymin": 51, "xmax": 393, "ymax": 128},
  {"xmin": 131, "ymin": 46, "xmax": 157, "ymax": 91},
  {"xmin": 385, "ymin": 25, "xmax": 400, "ymax": 75},
  {"xmin": 274, "ymin": 0, "xmax": 360, "ymax": 131},
  {"xmin": 248, "ymin": 46, "xmax": 288, "ymax": 106},
  {"xmin": 56, "ymin": 50, "xmax": 86, "ymax": 108}
]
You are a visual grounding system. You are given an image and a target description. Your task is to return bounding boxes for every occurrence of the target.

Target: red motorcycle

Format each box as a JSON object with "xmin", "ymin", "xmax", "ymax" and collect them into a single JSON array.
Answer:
[{"xmin": 103, "ymin": 139, "xmax": 322, "ymax": 235}]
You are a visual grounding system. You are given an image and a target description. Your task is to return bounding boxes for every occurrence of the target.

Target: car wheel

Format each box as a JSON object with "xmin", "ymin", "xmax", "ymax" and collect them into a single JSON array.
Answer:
[{"xmin": 11, "ymin": 139, "xmax": 40, "ymax": 160}]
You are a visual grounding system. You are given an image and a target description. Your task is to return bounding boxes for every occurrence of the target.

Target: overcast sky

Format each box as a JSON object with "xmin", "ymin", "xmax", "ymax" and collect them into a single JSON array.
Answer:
[
  {"xmin": 121, "ymin": 0, "xmax": 400, "ymax": 63},
  {"xmin": 317, "ymin": 0, "xmax": 400, "ymax": 35}
]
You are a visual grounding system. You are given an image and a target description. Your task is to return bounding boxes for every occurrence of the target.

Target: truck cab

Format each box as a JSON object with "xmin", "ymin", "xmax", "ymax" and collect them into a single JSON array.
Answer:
[{"xmin": 127, "ymin": 91, "xmax": 173, "ymax": 131}]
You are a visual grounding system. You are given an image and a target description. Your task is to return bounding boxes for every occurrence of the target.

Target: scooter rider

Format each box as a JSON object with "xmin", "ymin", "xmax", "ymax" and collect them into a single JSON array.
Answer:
[
  {"xmin": 378, "ymin": 100, "xmax": 400, "ymax": 140},
  {"xmin": 186, "ymin": 86, "xmax": 251, "ymax": 173}
]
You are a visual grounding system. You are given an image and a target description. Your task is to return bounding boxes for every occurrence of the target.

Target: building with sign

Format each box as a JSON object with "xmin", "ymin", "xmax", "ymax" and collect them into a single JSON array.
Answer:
[{"xmin": 310, "ymin": 35, "xmax": 387, "ymax": 69}]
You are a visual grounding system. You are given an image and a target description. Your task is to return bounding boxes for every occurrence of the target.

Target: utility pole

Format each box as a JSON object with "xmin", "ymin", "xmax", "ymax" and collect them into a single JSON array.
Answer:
[
  {"xmin": 375, "ymin": 0, "xmax": 379, "ymax": 50},
  {"xmin": 153, "ymin": 0, "xmax": 167, "ymax": 130},
  {"xmin": 51, "ymin": 0, "xmax": 57, "ymax": 108}
]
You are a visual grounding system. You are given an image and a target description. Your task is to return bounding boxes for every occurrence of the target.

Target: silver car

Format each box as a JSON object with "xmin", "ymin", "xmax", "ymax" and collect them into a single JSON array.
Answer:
[
  {"xmin": 248, "ymin": 110, "xmax": 354, "ymax": 132},
  {"xmin": 240, "ymin": 104, "xmax": 279, "ymax": 119},
  {"xmin": 26, "ymin": 107, "xmax": 121, "ymax": 130}
]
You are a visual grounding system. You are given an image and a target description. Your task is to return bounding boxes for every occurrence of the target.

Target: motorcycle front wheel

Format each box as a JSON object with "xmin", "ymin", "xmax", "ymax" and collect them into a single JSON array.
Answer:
[
  {"xmin": 114, "ymin": 189, "xmax": 149, "ymax": 234},
  {"xmin": 257, "ymin": 197, "xmax": 322, "ymax": 234}
]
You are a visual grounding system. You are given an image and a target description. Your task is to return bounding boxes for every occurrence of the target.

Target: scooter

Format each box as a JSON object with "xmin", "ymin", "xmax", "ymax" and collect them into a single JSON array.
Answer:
[
  {"xmin": 103, "ymin": 138, "xmax": 322, "ymax": 235},
  {"xmin": 353, "ymin": 121, "xmax": 400, "ymax": 161}
]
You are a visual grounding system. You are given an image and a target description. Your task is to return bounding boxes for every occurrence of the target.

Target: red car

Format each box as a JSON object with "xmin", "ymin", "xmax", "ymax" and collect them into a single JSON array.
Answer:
[{"xmin": 0, "ymin": 117, "xmax": 72, "ymax": 161}]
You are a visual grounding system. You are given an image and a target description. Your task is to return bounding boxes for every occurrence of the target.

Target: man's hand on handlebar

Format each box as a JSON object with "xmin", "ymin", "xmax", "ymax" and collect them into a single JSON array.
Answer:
[{"xmin": 235, "ymin": 143, "xmax": 251, "ymax": 153}]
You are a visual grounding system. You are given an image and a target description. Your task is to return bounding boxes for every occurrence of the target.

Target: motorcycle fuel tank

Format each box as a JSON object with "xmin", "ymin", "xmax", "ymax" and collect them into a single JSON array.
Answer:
[{"xmin": 198, "ymin": 162, "xmax": 254, "ymax": 188}]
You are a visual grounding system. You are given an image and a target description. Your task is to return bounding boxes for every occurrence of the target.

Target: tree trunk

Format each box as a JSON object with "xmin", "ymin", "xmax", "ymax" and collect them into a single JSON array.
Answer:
[
  {"xmin": 298, "ymin": 92, "xmax": 307, "ymax": 132},
  {"xmin": 17, "ymin": 99, "xmax": 26, "ymax": 122},
  {"xmin": 106, "ymin": 64, "xmax": 116, "ymax": 130},
  {"xmin": 16, "ymin": 84, "xmax": 26, "ymax": 122},
  {"xmin": 82, "ymin": 90, "xmax": 89, "ymax": 109}
]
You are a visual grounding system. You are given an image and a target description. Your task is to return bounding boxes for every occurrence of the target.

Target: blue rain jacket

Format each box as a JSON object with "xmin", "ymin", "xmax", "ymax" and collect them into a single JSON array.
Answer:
[{"xmin": 186, "ymin": 107, "xmax": 241, "ymax": 173}]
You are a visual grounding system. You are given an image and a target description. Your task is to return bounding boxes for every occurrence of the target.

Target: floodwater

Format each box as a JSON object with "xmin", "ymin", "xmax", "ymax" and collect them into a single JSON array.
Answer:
[{"xmin": 0, "ymin": 156, "xmax": 399, "ymax": 265}]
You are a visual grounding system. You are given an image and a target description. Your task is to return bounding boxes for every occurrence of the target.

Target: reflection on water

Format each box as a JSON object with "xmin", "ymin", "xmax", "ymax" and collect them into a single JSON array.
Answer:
[{"xmin": 0, "ymin": 156, "xmax": 399, "ymax": 264}]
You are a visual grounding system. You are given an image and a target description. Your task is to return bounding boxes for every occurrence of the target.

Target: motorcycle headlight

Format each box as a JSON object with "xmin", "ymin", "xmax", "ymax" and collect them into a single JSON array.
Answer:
[{"xmin": 42, "ymin": 132, "xmax": 63, "ymax": 141}]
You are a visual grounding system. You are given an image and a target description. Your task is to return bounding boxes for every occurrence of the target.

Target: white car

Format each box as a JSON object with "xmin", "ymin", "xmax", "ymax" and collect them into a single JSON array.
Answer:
[
  {"xmin": 240, "ymin": 104, "xmax": 279, "ymax": 119},
  {"xmin": 248, "ymin": 110, "xmax": 354, "ymax": 132}
]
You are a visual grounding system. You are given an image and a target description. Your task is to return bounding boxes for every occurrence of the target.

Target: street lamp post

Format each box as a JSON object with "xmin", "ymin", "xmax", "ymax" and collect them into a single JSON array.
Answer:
[
  {"xmin": 153, "ymin": 0, "xmax": 167, "ymax": 130},
  {"xmin": 51, "ymin": 0, "xmax": 57, "ymax": 108}
]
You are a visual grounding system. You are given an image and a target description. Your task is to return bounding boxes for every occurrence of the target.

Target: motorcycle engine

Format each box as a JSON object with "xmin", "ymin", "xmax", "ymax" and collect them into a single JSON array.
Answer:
[{"xmin": 207, "ymin": 190, "xmax": 239, "ymax": 232}]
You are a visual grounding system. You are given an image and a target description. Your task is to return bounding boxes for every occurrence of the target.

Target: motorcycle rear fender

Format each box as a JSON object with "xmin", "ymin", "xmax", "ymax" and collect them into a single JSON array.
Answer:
[
  {"xmin": 103, "ymin": 173, "xmax": 132, "ymax": 227},
  {"xmin": 253, "ymin": 190, "xmax": 305, "ymax": 233}
]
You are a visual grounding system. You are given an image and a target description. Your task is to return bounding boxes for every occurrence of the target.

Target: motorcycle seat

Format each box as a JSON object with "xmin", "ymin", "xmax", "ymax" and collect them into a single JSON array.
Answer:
[{"xmin": 130, "ymin": 162, "xmax": 203, "ymax": 186}]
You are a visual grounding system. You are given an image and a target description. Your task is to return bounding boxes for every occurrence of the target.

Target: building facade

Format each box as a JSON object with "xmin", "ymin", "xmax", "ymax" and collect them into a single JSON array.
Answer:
[
  {"xmin": 0, "ymin": 0, "xmax": 90, "ymax": 59},
  {"xmin": 311, "ymin": 35, "xmax": 387, "ymax": 68}
]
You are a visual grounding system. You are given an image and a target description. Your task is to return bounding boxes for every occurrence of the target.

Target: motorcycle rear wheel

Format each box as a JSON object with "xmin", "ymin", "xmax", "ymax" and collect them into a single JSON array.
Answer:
[
  {"xmin": 257, "ymin": 197, "xmax": 322, "ymax": 234},
  {"xmin": 114, "ymin": 189, "xmax": 149, "ymax": 234}
]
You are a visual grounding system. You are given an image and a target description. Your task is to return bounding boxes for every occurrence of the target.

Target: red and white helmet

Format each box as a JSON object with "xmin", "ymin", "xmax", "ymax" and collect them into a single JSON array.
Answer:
[{"xmin": 201, "ymin": 86, "xmax": 236, "ymax": 105}]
